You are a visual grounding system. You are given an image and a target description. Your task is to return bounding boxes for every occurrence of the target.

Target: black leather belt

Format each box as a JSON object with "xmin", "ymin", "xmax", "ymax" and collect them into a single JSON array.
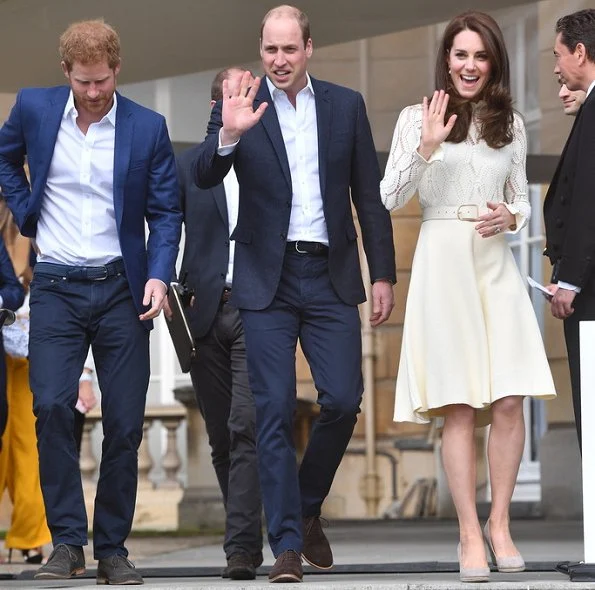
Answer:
[
  {"xmin": 220, "ymin": 287, "xmax": 232, "ymax": 304},
  {"xmin": 286, "ymin": 241, "xmax": 329, "ymax": 256},
  {"xmin": 34, "ymin": 259, "xmax": 126, "ymax": 281}
]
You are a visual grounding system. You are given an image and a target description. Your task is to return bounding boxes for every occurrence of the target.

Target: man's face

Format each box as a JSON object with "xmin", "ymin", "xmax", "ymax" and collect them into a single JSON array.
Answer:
[
  {"xmin": 260, "ymin": 15, "xmax": 312, "ymax": 99},
  {"xmin": 63, "ymin": 59, "xmax": 120, "ymax": 119},
  {"xmin": 558, "ymin": 81, "xmax": 586, "ymax": 116},
  {"xmin": 554, "ymin": 33, "xmax": 581, "ymax": 91}
]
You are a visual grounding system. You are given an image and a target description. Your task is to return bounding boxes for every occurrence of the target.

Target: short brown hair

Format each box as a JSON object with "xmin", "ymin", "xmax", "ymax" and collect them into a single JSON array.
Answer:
[
  {"xmin": 211, "ymin": 67, "xmax": 245, "ymax": 102},
  {"xmin": 59, "ymin": 19, "xmax": 121, "ymax": 71},
  {"xmin": 435, "ymin": 11, "xmax": 513, "ymax": 149},
  {"xmin": 260, "ymin": 5, "xmax": 310, "ymax": 47}
]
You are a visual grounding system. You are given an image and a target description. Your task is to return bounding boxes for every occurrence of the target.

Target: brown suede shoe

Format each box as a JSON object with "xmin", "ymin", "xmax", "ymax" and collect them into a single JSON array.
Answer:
[
  {"xmin": 268, "ymin": 550, "xmax": 303, "ymax": 583},
  {"xmin": 302, "ymin": 516, "xmax": 333, "ymax": 569}
]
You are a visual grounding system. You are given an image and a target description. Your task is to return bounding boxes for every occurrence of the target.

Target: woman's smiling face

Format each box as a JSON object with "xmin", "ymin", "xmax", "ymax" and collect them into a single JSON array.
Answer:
[{"xmin": 447, "ymin": 29, "xmax": 492, "ymax": 99}]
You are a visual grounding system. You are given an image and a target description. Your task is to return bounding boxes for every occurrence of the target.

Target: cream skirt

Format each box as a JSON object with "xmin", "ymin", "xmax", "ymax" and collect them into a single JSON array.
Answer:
[{"xmin": 393, "ymin": 219, "xmax": 556, "ymax": 426}]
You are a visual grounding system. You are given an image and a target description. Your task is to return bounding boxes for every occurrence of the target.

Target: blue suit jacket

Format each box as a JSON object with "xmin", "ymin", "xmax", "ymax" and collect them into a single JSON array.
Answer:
[
  {"xmin": 194, "ymin": 77, "xmax": 396, "ymax": 310},
  {"xmin": 0, "ymin": 86, "xmax": 182, "ymax": 328}
]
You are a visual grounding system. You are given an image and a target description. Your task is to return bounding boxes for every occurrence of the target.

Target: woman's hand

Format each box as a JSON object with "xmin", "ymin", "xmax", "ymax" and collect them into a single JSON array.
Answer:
[
  {"xmin": 417, "ymin": 90, "xmax": 457, "ymax": 161},
  {"xmin": 475, "ymin": 202, "xmax": 515, "ymax": 238}
]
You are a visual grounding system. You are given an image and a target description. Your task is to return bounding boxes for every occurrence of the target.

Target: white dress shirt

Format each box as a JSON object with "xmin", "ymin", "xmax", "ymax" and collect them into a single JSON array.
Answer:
[
  {"xmin": 223, "ymin": 167, "xmax": 239, "ymax": 287},
  {"xmin": 37, "ymin": 91, "xmax": 122, "ymax": 266},
  {"xmin": 218, "ymin": 74, "xmax": 329, "ymax": 244}
]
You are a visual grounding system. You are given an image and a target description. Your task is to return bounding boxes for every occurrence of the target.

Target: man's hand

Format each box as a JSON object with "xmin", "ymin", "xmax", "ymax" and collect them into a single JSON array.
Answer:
[
  {"xmin": 370, "ymin": 280, "xmax": 395, "ymax": 327},
  {"xmin": 78, "ymin": 380, "xmax": 97, "ymax": 412},
  {"xmin": 163, "ymin": 297, "xmax": 173, "ymax": 320},
  {"xmin": 139, "ymin": 279, "xmax": 168, "ymax": 321},
  {"xmin": 220, "ymin": 71, "xmax": 268, "ymax": 145},
  {"xmin": 550, "ymin": 287, "xmax": 576, "ymax": 320}
]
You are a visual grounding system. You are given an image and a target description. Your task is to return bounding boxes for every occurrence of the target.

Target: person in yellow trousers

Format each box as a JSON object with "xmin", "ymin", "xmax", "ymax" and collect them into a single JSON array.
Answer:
[{"xmin": 0, "ymin": 197, "xmax": 50, "ymax": 564}]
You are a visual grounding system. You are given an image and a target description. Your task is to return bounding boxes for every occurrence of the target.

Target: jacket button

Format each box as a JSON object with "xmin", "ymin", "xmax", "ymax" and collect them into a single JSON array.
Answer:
[
  {"xmin": 220, "ymin": 273, "xmax": 225, "ymax": 278},
  {"xmin": 556, "ymin": 219, "xmax": 564, "ymax": 228}
]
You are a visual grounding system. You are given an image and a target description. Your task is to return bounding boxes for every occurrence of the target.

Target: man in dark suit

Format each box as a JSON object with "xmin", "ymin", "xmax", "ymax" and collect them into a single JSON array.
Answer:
[
  {"xmin": 195, "ymin": 5, "xmax": 396, "ymax": 583},
  {"xmin": 544, "ymin": 8, "xmax": 595, "ymax": 451},
  {"xmin": 0, "ymin": 20, "xmax": 181, "ymax": 584},
  {"xmin": 176, "ymin": 67, "xmax": 262, "ymax": 581}
]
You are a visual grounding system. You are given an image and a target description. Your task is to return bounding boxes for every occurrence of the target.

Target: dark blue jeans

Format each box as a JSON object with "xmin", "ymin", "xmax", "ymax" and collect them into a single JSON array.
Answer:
[
  {"xmin": 29, "ymin": 268, "xmax": 149, "ymax": 558},
  {"xmin": 240, "ymin": 251, "xmax": 363, "ymax": 557}
]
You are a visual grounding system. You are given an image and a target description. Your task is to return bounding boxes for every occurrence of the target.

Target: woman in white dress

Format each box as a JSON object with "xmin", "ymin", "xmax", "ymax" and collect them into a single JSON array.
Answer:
[{"xmin": 380, "ymin": 11, "xmax": 556, "ymax": 583}]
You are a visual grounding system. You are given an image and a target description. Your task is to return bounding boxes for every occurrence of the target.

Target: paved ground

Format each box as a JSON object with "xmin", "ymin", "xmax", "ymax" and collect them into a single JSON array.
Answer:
[{"xmin": 2, "ymin": 520, "xmax": 595, "ymax": 589}]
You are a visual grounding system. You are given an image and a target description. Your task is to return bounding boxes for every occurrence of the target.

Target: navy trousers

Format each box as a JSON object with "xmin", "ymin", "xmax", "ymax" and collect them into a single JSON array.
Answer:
[
  {"xmin": 240, "ymin": 250, "xmax": 363, "ymax": 556},
  {"xmin": 29, "ymin": 265, "xmax": 149, "ymax": 558}
]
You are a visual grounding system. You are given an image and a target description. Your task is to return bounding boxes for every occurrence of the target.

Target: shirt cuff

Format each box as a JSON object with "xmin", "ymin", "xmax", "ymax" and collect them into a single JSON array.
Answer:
[
  {"xmin": 557, "ymin": 281, "xmax": 581, "ymax": 293},
  {"xmin": 0, "ymin": 295, "xmax": 4, "ymax": 309},
  {"xmin": 502, "ymin": 203, "xmax": 526, "ymax": 234},
  {"xmin": 414, "ymin": 144, "xmax": 445, "ymax": 164},
  {"xmin": 217, "ymin": 129, "xmax": 239, "ymax": 156}
]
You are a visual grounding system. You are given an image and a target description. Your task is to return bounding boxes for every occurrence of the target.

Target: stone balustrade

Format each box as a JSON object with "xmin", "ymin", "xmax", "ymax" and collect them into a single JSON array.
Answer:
[{"xmin": 80, "ymin": 404, "xmax": 187, "ymax": 530}]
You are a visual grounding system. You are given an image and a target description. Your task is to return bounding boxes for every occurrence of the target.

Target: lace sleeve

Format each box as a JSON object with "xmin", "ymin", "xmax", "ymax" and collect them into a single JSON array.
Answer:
[
  {"xmin": 380, "ymin": 104, "xmax": 444, "ymax": 211},
  {"xmin": 503, "ymin": 113, "xmax": 530, "ymax": 233}
]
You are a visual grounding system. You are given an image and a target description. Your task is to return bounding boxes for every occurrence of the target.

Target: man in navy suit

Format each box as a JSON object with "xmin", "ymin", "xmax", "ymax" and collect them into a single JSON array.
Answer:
[
  {"xmin": 195, "ymin": 5, "xmax": 396, "ymax": 583},
  {"xmin": 0, "ymin": 20, "xmax": 181, "ymax": 584},
  {"xmin": 175, "ymin": 67, "xmax": 262, "ymax": 580}
]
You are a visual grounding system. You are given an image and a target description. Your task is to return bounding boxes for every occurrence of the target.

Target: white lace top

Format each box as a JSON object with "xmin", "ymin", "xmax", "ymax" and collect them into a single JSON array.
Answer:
[{"xmin": 380, "ymin": 104, "xmax": 530, "ymax": 232}]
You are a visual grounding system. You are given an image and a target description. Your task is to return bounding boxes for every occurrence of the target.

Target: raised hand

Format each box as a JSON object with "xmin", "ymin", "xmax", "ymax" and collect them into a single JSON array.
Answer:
[
  {"xmin": 220, "ymin": 71, "xmax": 268, "ymax": 146},
  {"xmin": 418, "ymin": 90, "xmax": 457, "ymax": 161}
]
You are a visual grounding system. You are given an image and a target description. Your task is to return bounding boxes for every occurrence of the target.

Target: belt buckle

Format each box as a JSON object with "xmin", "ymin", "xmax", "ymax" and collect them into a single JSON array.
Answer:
[
  {"xmin": 457, "ymin": 204, "xmax": 479, "ymax": 221},
  {"xmin": 295, "ymin": 241, "xmax": 307, "ymax": 254},
  {"xmin": 94, "ymin": 266, "xmax": 109, "ymax": 281}
]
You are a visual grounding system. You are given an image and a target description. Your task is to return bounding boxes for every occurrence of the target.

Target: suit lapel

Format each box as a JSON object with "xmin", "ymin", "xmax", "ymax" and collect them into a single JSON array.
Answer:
[
  {"xmin": 312, "ymin": 78, "xmax": 330, "ymax": 201},
  {"xmin": 212, "ymin": 182, "xmax": 228, "ymax": 225},
  {"xmin": 113, "ymin": 92, "xmax": 134, "ymax": 230},
  {"xmin": 36, "ymin": 87, "xmax": 70, "ymax": 191},
  {"xmin": 256, "ymin": 81, "xmax": 292, "ymax": 191},
  {"xmin": 546, "ymin": 105, "xmax": 583, "ymax": 202}
]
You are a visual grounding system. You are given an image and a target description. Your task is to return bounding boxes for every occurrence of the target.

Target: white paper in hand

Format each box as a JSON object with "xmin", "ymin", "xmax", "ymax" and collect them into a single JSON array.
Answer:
[{"xmin": 527, "ymin": 276, "xmax": 553, "ymax": 299}]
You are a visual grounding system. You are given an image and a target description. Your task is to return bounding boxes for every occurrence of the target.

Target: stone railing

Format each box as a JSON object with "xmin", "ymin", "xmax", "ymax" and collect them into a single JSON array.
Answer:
[{"xmin": 80, "ymin": 404, "xmax": 187, "ymax": 530}]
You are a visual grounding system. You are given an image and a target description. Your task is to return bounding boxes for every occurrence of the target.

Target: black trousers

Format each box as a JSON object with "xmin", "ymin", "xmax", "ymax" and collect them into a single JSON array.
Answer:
[
  {"xmin": 563, "ymin": 290, "xmax": 595, "ymax": 454},
  {"xmin": 189, "ymin": 301, "xmax": 262, "ymax": 559}
]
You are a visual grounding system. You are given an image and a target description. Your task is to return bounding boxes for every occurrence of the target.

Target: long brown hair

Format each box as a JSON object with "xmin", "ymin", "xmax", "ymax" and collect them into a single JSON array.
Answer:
[{"xmin": 435, "ymin": 11, "xmax": 514, "ymax": 148}]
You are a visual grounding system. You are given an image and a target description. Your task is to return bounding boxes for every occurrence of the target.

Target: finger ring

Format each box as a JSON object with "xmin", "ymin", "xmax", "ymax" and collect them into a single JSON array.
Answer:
[{"xmin": 495, "ymin": 227, "xmax": 501, "ymax": 234}]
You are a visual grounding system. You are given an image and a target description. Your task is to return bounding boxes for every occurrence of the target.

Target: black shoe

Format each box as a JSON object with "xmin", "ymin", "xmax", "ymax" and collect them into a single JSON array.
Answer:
[
  {"xmin": 34, "ymin": 544, "xmax": 85, "ymax": 579},
  {"xmin": 97, "ymin": 554, "xmax": 143, "ymax": 585},
  {"xmin": 221, "ymin": 551, "xmax": 264, "ymax": 578},
  {"xmin": 225, "ymin": 552, "xmax": 256, "ymax": 580}
]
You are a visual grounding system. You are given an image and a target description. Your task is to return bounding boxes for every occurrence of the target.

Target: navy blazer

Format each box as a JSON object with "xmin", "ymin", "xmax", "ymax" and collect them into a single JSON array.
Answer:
[
  {"xmin": 0, "ymin": 86, "xmax": 182, "ymax": 327},
  {"xmin": 194, "ymin": 76, "xmax": 396, "ymax": 310},
  {"xmin": 177, "ymin": 146, "xmax": 230, "ymax": 339},
  {"xmin": 544, "ymin": 89, "xmax": 595, "ymax": 293}
]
